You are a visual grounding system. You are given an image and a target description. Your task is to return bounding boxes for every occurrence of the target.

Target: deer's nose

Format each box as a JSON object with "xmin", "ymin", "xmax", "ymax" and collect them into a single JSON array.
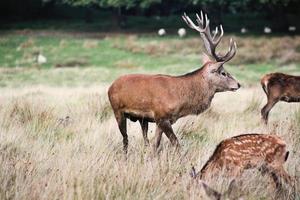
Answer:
[{"xmin": 237, "ymin": 83, "xmax": 241, "ymax": 88}]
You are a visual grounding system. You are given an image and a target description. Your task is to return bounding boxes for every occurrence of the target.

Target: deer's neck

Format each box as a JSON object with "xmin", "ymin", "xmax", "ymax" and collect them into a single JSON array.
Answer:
[{"xmin": 177, "ymin": 68, "xmax": 216, "ymax": 116}]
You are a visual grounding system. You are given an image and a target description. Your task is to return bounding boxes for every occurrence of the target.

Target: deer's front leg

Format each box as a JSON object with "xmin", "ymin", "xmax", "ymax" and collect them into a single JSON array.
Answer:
[{"xmin": 157, "ymin": 120, "xmax": 180, "ymax": 148}]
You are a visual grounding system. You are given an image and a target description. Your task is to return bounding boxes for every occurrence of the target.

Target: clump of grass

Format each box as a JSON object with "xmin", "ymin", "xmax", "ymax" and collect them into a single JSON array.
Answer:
[
  {"xmin": 59, "ymin": 39, "xmax": 68, "ymax": 48},
  {"xmin": 0, "ymin": 94, "xmax": 80, "ymax": 142},
  {"xmin": 243, "ymin": 95, "xmax": 262, "ymax": 113},
  {"xmin": 17, "ymin": 38, "xmax": 35, "ymax": 50},
  {"xmin": 293, "ymin": 108, "xmax": 300, "ymax": 129},
  {"xmin": 1, "ymin": 97, "xmax": 55, "ymax": 134},
  {"xmin": 112, "ymin": 36, "xmax": 201, "ymax": 56},
  {"xmin": 55, "ymin": 57, "xmax": 89, "ymax": 68},
  {"xmin": 114, "ymin": 59, "xmax": 140, "ymax": 69},
  {"xmin": 82, "ymin": 40, "xmax": 98, "ymax": 49},
  {"xmin": 85, "ymin": 93, "xmax": 113, "ymax": 122},
  {"xmin": 177, "ymin": 119, "xmax": 207, "ymax": 141}
]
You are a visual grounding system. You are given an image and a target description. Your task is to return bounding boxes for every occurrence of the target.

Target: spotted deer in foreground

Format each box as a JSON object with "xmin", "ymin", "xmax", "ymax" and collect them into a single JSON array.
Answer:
[
  {"xmin": 261, "ymin": 73, "xmax": 300, "ymax": 124},
  {"xmin": 191, "ymin": 167, "xmax": 239, "ymax": 200},
  {"xmin": 108, "ymin": 11, "xmax": 240, "ymax": 152},
  {"xmin": 194, "ymin": 134, "xmax": 292, "ymax": 191}
]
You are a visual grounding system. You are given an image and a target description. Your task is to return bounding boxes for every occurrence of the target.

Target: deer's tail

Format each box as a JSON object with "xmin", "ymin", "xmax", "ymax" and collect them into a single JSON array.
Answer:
[
  {"xmin": 261, "ymin": 76, "xmax": 269, "ymax": 95},
  {"xmin": 285, "ymin": 151, "xmax": 289, "ymax": 162}
]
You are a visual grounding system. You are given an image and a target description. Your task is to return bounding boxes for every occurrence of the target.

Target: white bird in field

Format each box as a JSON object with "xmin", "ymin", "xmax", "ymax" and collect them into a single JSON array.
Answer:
[
  {"xmin": 241, "ymin": 28, "xmax": 247, "ymax": 34},
  {"xmin": 155, "ymin": 16, "xmax": 161, "ymax": 20},
  {"xmin": 158, "ymin": 28, "xmax": 166, "ymax": 36},
  {"xmin": 264, "ymin": 27, "xmax": 272, "ymax": 34},
  {"xmin": 37, "ymin": 52, "xmax": 47, "ymax": 64},
  {"xmin": 178, "ymin": 28, "xmax": 186, "ymax": 37},
  {"xmin": 288, "ymin": 26, "xmax": 296, "ymax": 32}
]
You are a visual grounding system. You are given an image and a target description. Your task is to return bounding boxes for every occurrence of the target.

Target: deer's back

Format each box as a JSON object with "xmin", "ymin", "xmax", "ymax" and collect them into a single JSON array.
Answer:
[
  {"xmin": 261, "ymin": 73, "xmax": 300, "ymax": 98},
  {"xmin": 108, "ymin": 74, "xmax": 183, "ymax": 121},
  {"xmin": 201, "ymin": 134, "xmax": 287, "ymax": 176}
]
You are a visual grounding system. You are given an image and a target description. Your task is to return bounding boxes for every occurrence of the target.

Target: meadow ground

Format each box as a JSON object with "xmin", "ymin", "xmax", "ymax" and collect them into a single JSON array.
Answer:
[{"xmin": 0, "ymin": 31, "xmax": 300, "ymax": 199}]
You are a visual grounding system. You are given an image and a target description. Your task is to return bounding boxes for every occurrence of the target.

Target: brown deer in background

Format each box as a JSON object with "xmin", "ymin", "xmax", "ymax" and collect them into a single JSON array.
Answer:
[
  {"xmin": 193, "ymin": 134, "xmax": 292, "ymax": 192},
  {"xmin": 261, "ymin": 73, "xmax": 300, "ymax": 124},
  {"xmin": 108, "ymin": 11, "xmax": 240, "ymax": 152}
]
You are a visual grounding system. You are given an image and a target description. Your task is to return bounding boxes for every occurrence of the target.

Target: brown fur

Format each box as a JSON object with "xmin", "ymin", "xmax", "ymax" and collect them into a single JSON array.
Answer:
[
  {"xmin": 199, "ymin": 134, "xmax": 292, "ymax": 191},
  {"xmin": 261, "ymin": 73, "xmax": 300, "ymax": 124}
]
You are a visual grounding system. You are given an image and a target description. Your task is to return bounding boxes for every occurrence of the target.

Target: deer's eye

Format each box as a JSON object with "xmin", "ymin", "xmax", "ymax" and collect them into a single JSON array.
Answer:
[{"xmin": 220, "ymin": 72, "xmax": 226, "ymax": 76}]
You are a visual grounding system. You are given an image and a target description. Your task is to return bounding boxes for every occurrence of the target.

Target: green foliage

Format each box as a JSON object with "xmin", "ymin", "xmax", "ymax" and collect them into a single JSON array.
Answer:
[
  {"xmin": 189, "ymin": 0, "xmax": 297, "ymax": 6},
  {"xmin": 61, "ymin": 0, "xmax": 298, "ymax": 11},
  {"xmin": 62, "ymin": 0, "xmax": 161, "ymax": 9},
  {"xmin": 258, "ymin": 0, "xmax": 296, "ymax": 6}
]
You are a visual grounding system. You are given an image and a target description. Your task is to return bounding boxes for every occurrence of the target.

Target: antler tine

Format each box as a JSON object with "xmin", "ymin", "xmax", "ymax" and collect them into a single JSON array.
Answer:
[
  {"xmin": 212, "ymin": 27, "xmax": 218, "ymax": 40},
  {"xmin": 205, "ymin": 14, "xmax": 209, "ymax": 26},
  {"xmin": 181, "ymin": 13, "xmax": 192, "ymax": 28},
  {"xmin": 200, "ymin": 10, "xmax": 204, "ymax": 23},
  {"xmin": 182, "ymin": 14, "xmax": 190, "ymax": 27},
  {"xmin": 213, "ymin": 25, "xmax": 223, "ymax": 45},
  {"xmin": 195, "ymin": 14, "xmax": 202, "ymax": 27},
  {"xmin": 201, "ymin": 181, "xmax": 222, "ymax": 200},
  {"xmin": 183, "ymin": 11, "xmax": 237, "ymax": 63},
  {"xmin": 221, "ymin": 38, "xmax": 237, "ymax": 62},
  {"xmin": 182, "ymin": 13, "xmax": 201, "ymax": 31},
  {"xmin": 195, "ymin": 11, "xmax": 204, "ymax": 27},
  {"xmin": 195, "ymin": 11, "xmax": 217, "ymax": 59}
]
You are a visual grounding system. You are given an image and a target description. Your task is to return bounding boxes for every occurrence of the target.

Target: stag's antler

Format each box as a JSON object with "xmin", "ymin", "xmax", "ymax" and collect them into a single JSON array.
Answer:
[{"xmin": 182, "ymin": 11, "xmax": 237, "ymax": 63}]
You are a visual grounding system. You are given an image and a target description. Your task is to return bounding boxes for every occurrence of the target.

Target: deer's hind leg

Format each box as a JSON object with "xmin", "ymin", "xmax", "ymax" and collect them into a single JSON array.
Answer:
[
  {"xmin": 139, "ymin": 119, "xmax": 149, "ymax": 146},
  {"xmin": 114, "ymin": 112, "xmax": 128, "ymax": 153},
  {"xmin": 261, "ymin": 97, "xmax": 279, "ymax": 124}
]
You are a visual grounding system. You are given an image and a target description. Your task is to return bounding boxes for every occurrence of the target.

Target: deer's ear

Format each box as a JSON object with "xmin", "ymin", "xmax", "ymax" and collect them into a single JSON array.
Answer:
[
  {"xmin": 202, "ymin": 53, "xmax": 212, "ymax": 64},
  {"xmin": 209, "ymin": 61, "xmax": 224, "ymax": 73},
  {"xmin": 201, "ymin": 181, "xmax": 222, "ymax": 200}
]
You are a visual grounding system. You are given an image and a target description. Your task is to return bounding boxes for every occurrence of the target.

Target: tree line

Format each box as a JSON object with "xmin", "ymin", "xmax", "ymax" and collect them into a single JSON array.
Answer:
[{"xmin": 0, "ymin": 0, "xmax": 299, "ymax": 32}]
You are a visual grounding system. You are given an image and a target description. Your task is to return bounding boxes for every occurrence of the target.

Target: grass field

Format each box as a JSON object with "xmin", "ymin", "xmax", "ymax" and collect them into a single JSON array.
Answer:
[{"xmin": 0, "ymin": 31, "xmax": 300, "ymax": 199}]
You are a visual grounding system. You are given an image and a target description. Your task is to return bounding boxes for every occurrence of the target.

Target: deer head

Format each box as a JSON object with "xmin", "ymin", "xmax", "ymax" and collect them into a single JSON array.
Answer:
[
  {"xmin": 182, "ymin": 11, "xmax": 240, "ymax": 92},
  {"xmin": 191, "ymin": 166, "xmax": 241, "ymax": 200}
]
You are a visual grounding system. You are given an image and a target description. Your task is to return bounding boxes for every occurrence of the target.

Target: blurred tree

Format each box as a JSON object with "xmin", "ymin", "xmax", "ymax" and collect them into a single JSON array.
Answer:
[
  {"xmin": 185, "ymin": 0, "xmax": 298, "ymax": 31},
  {"xmin": 62, "ymin": 0, "xmax": 161, "ymax": 27},
  {"xmin": 0, "ymin": 0, "xmax": 299, "ymax": 32},
  {"xmin": 257, "ymin": 0, "xmax": 297, "ymax": 30}
]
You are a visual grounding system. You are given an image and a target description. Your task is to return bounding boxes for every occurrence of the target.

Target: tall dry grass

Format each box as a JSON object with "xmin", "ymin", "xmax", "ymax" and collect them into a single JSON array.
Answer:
[{"xmin": 0, "ymin": 86, "xmax": 299, "ymax": 200}]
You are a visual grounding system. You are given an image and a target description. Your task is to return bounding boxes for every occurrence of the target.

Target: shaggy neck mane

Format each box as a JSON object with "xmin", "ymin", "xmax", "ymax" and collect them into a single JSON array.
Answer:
[{"xmin": 177, "ymin": 65, "xmax": 206, "ymax": 78}]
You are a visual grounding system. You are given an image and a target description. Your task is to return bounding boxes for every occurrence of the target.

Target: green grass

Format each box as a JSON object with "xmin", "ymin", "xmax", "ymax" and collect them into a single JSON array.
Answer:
[{"xmin": 0, "ymin": 32, "xmax": 299, "ymax": 87}]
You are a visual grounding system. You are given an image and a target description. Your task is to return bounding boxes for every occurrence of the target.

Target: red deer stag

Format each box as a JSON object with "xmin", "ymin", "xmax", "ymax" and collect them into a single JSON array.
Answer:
[
  {"xmin": 261, "ymin": 73, "xmax": 300, "ymax": 124},
  {"xmin": 108, "ymin": 11, "xmax": 240, "ymax": 152},
  {"xmin": 194, "ymin": 134, "xmax": 292, "ymax": 192}
]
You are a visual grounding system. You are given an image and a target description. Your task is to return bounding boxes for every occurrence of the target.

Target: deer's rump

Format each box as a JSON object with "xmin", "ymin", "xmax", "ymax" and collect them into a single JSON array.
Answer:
[
  {"xmin": 108, "ymin": 74, "xmax": 178, "ymax": 122},
  {"xmin": 261, "ymin": 73, "xmax": 300, "ymax": 101},
  {"xmin": 200, "ymin": 133, "xmax": 288, "ymax": 179}
]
